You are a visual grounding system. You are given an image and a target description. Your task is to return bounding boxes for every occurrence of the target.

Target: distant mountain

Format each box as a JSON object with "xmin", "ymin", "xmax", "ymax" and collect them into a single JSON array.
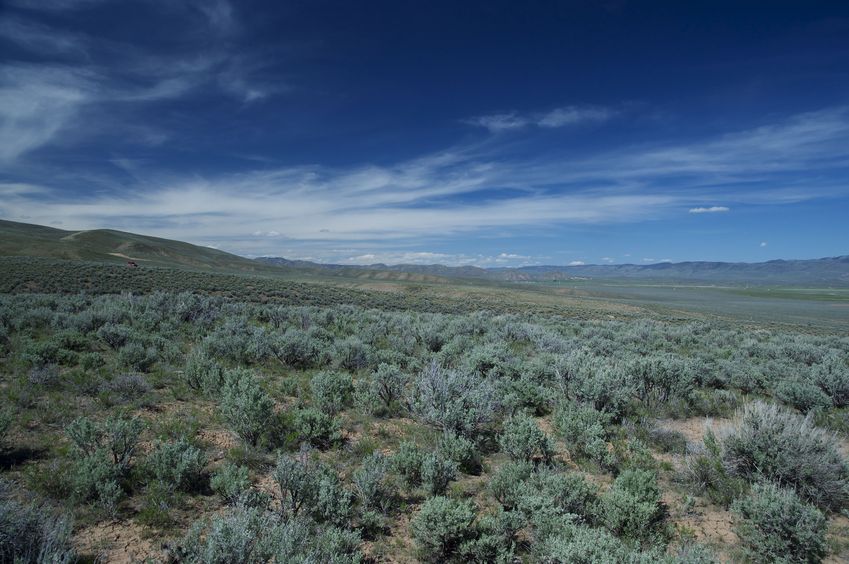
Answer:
[
  {"xmin": 257, "ymin": 255, "xmax": 849, "ymax": 287},
  {"xmin": 3, "ymin": 219, "xmax": 846, "ymax": 287}
]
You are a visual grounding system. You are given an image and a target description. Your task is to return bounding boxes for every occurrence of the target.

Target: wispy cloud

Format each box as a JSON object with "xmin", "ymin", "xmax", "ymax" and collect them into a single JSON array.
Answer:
[
  {"xmin": 2, "ymin": 105, "xmax": 848, "ymax": 261},
  {"xmin": 0, "ymin": 0, "xmax": 274, "ymax": 161},
  {"xmin": 689, "ymin": 206, "xmax": 730, "ymax": 214},
  {"xmin": 465, "ymin": 105, "xmax": 615, "ymax": 133}
]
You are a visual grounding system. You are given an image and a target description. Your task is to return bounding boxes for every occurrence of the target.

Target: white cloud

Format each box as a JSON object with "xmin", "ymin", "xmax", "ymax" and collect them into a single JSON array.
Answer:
[
  {"xmin": 689, "ymin": 206, "xmax": 730, "ymax": 214},
  {"xmin": 466, "ymin": 105, "xmax": 614, "ymax": 133},
  {"xmin": 537, "ymin": 106, "xmax": 613, "ymax": 128},
  {"xmin": 760, "ymin": 241, "xmax": 768, "ymax": 247},
  {"xmin": 463, "ymin": 113, "xmax": 528, "ymax": 132},
  {"xmin": 568, "ymin": 260, "xmax": 585, "ymax": 266}
]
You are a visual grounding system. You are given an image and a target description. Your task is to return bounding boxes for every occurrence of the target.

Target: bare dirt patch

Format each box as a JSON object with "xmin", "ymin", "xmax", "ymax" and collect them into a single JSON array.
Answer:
[{"xmin": 74, "ymin": 520, "xmax": 163, "ymax": 563}]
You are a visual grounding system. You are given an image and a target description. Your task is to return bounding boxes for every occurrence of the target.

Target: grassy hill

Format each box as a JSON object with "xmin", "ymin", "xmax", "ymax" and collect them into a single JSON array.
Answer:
[{"xmin": 0, "ymin": 219, "xmax": 286, "ymax": 273}]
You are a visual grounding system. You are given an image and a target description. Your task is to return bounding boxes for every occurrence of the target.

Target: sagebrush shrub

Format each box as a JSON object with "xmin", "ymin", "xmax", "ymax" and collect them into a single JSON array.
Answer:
[
  {"xmin": 145, "ymin": 437, "xmax": 206, "ymax": 493},
  {"xmin": 353, "ymin": 452, "xmax": 391, "ymax": 512},
  {"xmin": 499, "ymin": 414, "xmax": 554, "ymax": 463},
  {"xmin": 392, "ymin": 441, "xmax": 424, "ymax": 488},
  {"xmin": 210, "ymin": 462, "xmax": 251, "ymax": 505},
  {"xmin": 600, "ymin": 469, "xmax": 668, "ymax": 546},
  {"xmin": 293, "ymin": 407, "xmax": 341, "ymax": 449},
  {"xmin": 732, "ymin": 483, "xmax": 827, "ymax": 563},
  {"xmin": 553, "ymin": 402, "xmax": 613, "ymax": 467},
  {"xmin": 411, "ymin": 496, "xmax": 476, "ymax": 563},
  {"xmin": 812, "ymin": 351, "xmax": 849, "ymax": 407},
  {"xmin": 438, "ymin": 431, "xmax": 482, "ymax": 475},
  {"xmin": 489, "ymin": 460, "xmax": 534, "ymax": 510},
  {"xmin": 220, "ymin": 369, "xmax": 274, "ymax": 447},
  {"xmin": 0, "ymin": 482, "xmax": 76, "ymax": 563},
  {"xmin": 408, "ymin": 361, "xmax": 499, "ymax": 439},
  {"xmin": 720, "ymin": 401, "xmax": 849, "ymax": 510},
  {"xmin": 421, "ymin": 452, "xmax": 458, "ymax": 496},
  {"xmin": 310, "ymin": 371, "xmax": 353, "ymax": 415},
  {"xmin": 273, "ymin": 452, "xmax": 317, "ymax": 518}
]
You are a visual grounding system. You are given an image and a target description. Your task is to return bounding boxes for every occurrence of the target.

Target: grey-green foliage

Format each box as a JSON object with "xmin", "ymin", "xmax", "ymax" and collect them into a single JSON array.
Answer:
[
  {"xmin": 145, "ymin": 437, "xmax": 206, "ymax": 493},
  {"xmin": 273, "ymin": 452, "xmax": 317, "ymax": 518},
  {"xmin": 211, "ymin": 462, "xmax": 251, "ymax": 505},
  {"xmin": 600, "ymin": 469, "xmax": 668, "ymax": 546},
  {"xmin": 67, "ymin": 415, "xmax": 143, "ymax": 472},
  {"xmin": 720, "ymin": 401, "xmax": 849, "ymax": 511},
  {"xmin": 272, "ymin": 451, "xmax": 353, "ymax": 526},
  {"xmin": 183, "ymin": 347, "xmax": 224, "ymax": 394},
  {"xmin": 489, "ymin": 460, "xmax": 535, "ymax": 510},
  {"xmin": 352, "ymin": 452, "xmax": 391, "ymax": 513},
  {"xmin": 629, "ymin": 354, "xmax": 695, "ymax": 407},
  {"xmin": 220, "ymin": 369, "xmax": 274, "ymax": 447},
  {"xmin": 408, "ymin": 361, "xmax": 499, "ymax": 438},
  {"xmin": 684, "ymin": 428, "xmax": 747, "ymax": 508},
  {"xmin": 499, "ymin": 414, "xmax": 554, "ymax": 463},
  {"xmin": 310, "ymin": 371, "xmax": 353, "ymax": 415},
  {"xmin": 553, "ymin": 402, "xmax": 613, "ymax": 467},
  {"xmin": 421, "ymin": 452, "xmax": 458, "ymax": 496},
  {"xmin": 773, "ymin": 378, "xmax": 831, "ymax": 414},
  {"xmin": 535, "ymin": 523, "xmax": 671, "ymax": 564},
  {"xmin": 411, "ymin": 496, "xmax": 476, "ymax": 563},
  {"xmin": 176, "ymin": 506, "xmax": 362, "ymax": 563},
  {"xmin": 732, "ymin": 483, "xmax": 827, "ymax": 564},
  {"xmin": 0, "ymin": 482, "xmax": 76, "ymax": 564},
  {"xmin": 364, "ymin": 363, "xmax": 407, "ymax": 416},
  {"xmin": 811, "ymin": 351, "xmax": 849, "ymax": 407},
  {"xmin": 293, "ymin": 407, "xmax": 341, "ymax": 449},
  {"xmin": 438, "ymin": 432, "xmax": 481, "ymax": 475},
  {"xmin": 392, "ymin": 441, "xmax": 424, "ymax": 488},
  {"xmin": 0, "ymin": 409, "xmax": 12, "ymax": 445}
]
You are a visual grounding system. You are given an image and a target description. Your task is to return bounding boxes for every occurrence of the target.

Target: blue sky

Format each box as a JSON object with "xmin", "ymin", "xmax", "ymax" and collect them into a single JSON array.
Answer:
[{"xmin": 1, "ymin": 0, "xmax": 848, "ymax": 266}]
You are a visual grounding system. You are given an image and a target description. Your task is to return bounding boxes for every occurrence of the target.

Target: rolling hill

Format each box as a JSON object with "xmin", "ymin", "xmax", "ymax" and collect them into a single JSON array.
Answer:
[{"xmin": 0, "ymin": 219, "xmax": 276, "ymax": 273}]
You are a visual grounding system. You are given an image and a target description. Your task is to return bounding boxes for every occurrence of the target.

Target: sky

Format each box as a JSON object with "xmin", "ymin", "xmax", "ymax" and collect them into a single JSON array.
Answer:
[{"xmin": 1, "ymin": 0, "xmax": 848, "ymax": 267}]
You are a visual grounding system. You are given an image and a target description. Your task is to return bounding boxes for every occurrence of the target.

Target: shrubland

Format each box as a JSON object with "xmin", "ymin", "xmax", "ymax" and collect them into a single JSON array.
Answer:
[{"xmin": 0, "ymin": 289, "xmax": 846, "ymax": 561}]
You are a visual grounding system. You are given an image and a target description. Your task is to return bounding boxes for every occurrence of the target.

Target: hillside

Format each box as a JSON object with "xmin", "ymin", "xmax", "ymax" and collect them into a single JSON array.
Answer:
[{"xmin": 0, "ymin": 219, "xmax": 282, "ymax": 273}]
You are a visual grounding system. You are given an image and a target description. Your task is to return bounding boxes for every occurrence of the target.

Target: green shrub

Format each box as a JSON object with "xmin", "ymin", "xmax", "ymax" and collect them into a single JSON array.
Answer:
[
  {"xmin": 183, "ymin": 348, "xmax": 224, "ymax": 394},
  {"xmin": 220, "ymin": 369, "xmax": 274, "ymax": 447},
  {"xmin": 535, "ymin": 524, "xmax": 668, "ymax": 564},
  {"xmin": 353, "ymin": 452, "xmax": 391, "ymax": 513},
  {"xmin": 553, "ymin": 402, "xmax": 613, "ymax": 467},
  {"xmin": 310, "ymin": 371, "xmax": 353, "ymax": 415},
  {"xmin": 211, "ymin": 462, "xmax": 251, "ymax": 505},
  {"xmin": 408, "ymin": 361, "xmax": 499, "ymax": 439},
  {"xmin": 273, "ymin": 452, "xmax": 317, "ymax": 518},
  {"xmin": 145, "ymin": 437, "xmax": 206, "ymax": 493},
  {"xmin": 173, "ymin": 507, "xmax": 363, "ymax": 563},
  {"xmin": 0, "ymin": 409, "xmax": 12, "ymax": 446},
  {"xmin": 411, "ymin": 496, "xmax": 477, "ymax": 563},
  {"xmin": 421, "ymin": 452, "xmax": 458, "ymax": 496},
  {"xmin": 438, "ymin": 432, "xmax": 482, "ymax": 475},
  {"xmin": 100, "ymin": 372, "xmax": 151, "ymax": 403},
  {"xmin": 312, "ymin": 469, "xmax": 354, "ymax": 528},
  {"xmin": 0, "ymin": 482, "xmax": 76, "ymax": 563},
  {"xmin": 499, "ymin": 414, "xmax": 554, "ymax": 463},
  {"xmin": 774, "ymin": 378, "xmax": 831, "ymax": 414},
  {"xmin": 118, "ymin": 342, "xmax": 157, "ymax": 372},
  {"xmin": 721, "ymin": 401, "xmax": 849, "ymax": 510},
  {"xmin": 392, "ymin": 441, "xmax": 424, "ymax": 488},
  {"xmin": 293, "ymin": 407, "xmax": 341, "ymax": 449},
  {"xmin": 732, "ymin": 483, "xmax": 827, "ymax": 563},
  {"xmin": 600, "ymin": 469, "xmax": 668, "ymax": 546},
  {"xmin": 488, "ymin": 460, "xmax": 534, "ymax": 510},
  {"xmin": 812, "ymin": 352, "xmax": 849, "ymax": 407},
  {"xmin": 372, "ymin": 363, "xmax": 407, "ymax": 407},
  {"xmin": 684, "ymin": 428, "xmax": 747, "ymax": 508}
]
